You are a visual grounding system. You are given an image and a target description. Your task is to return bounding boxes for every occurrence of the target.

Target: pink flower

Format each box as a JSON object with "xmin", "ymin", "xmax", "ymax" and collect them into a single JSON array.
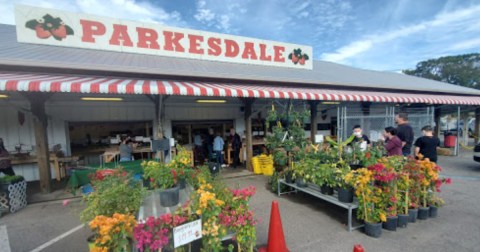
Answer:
[{"xmin": 445, "ymin": 178, "xmax": 452, "ymax": 184}]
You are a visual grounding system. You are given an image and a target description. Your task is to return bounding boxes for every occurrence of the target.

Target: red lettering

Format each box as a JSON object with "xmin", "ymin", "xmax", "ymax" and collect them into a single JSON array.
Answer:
[
  {"xmin": 259, "ymin": 43, "xmax": 272, "ymax": 61},
  {"xmin": 207, "ymin": 37, "xmax": 222, "ymax": 56},
  {"xmin": 224, "ymin": 39, "xmax": 239, "ymax": 58},
  {"xmin": 188, "ymin": 34, "xmax": 204, "ymax": 54},
  {"xmin": 80, "ymin": 20, "xmax": 106, "ymax": 43},
  {"xmin": 136, "ymin": 28, "xmax": 160, "ymax": 49},
  {"xmin": 109, "ymin": 24, "xmax": 133, "ymax": 47},
  {"xmin": 241, "ymin": 42, "xmax": 258, "ymax": 60},
  {"xmin": 163, "ymin": 31, "xmax": 185, "ymax": 52},
  {"xmin": 273, "ymin": 46, "xmax": 285, "ymax": 62}
]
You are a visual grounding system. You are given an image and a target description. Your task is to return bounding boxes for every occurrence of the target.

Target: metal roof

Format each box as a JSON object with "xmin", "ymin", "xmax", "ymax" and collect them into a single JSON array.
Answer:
[{"xmin": 1, "ymin": 24, "xmax": 479, "ymax": 96}]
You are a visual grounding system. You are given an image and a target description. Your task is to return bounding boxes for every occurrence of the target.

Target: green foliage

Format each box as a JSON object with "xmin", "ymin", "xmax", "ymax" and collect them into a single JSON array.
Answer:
[
  {"xmin": 80, "ymin": 170, "xmax": 146, "ymax": 223},
  {"xmin": 403, "ymin": 53, "xmax": 480, "ymax": 89},
  {"xmin": 268, "ymin": 171, "xmax": 289, "ymax": 193},
  {"xmin": 142, "ymin": 160, "xmax": 176, "ymax": 189},
  {"xmin": 0, "ymin": 175, "xmax": 24, "ymax": 184}
]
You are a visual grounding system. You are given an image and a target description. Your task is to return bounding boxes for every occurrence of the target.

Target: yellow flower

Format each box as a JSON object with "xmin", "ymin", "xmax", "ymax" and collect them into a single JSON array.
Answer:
[
  {"xmin": 379, "ymin": 213, "xmax": 387, "ymax": 222},
  {"xmin": 196, "ymin": 209, "xmax": 202, "ymax": 215}
]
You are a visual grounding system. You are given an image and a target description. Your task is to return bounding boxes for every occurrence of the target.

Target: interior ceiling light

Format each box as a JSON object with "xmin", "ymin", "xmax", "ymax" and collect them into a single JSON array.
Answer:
[
  {"xmin": 81, "ymin": 97, "xmax": 123, "ymax": 101},
  {"xmin": 196, "ymin": 99, "xmax": 227, "ymax": 103},
  {"xmin": 321, "ymin": 101, "xmax": 340, "ymax": 105},
  {"xmin": 0, "ymin": 94, "xmax": 8, "ymax": 98}
]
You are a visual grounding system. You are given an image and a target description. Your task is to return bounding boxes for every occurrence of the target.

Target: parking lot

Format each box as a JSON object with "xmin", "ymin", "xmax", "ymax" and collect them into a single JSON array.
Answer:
[{"xmin": 1, "ymin": 150, "xmax": 480, "ymax": 252}]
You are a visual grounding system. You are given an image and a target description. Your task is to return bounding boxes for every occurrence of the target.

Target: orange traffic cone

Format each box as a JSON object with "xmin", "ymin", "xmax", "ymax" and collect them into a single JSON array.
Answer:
[
  {"xmin": 353, "ymin": 244, "xmax": 365, "ymax": 252},
  {"xmin": 258, "ymin": 201, "xmax": 289, "ymax": 252}
]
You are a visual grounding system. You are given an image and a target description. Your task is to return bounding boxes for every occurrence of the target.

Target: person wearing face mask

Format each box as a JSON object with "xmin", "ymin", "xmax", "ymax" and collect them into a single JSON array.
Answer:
[
  {"xmin": 351, "ymin": 125, "xmax": 371, "ymax": 151},
  {"xmin": 414, "ymin": 125, "xmax": 440, "ymax": 162},
  {"xmin": 383, "ymin": 126, "xmax": 403, "ymax": 156},
  {"xmin": 0, "ymin": 138, "xmax": 15, "ymax": 176},
  {"xmin": 395, "ymin": 113, "xmax": 414, "ymax": 156}
]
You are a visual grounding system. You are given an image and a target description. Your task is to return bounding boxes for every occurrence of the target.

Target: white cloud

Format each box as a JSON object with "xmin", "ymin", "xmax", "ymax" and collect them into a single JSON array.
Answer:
[
  {"xmin": 321, "ymin": 4, "xmax": 480, "ymax": 65},
  {"xmin": 450, "ymin": 38, "xmax": 480, "ymax": 51},
  {"xmin": 194, "ymin": 9, "xmax": 215, "ymax": 22}
]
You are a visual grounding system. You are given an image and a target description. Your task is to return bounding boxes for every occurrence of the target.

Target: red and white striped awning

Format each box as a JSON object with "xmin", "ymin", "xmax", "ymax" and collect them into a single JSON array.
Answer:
[{"xmin": 1, "ymin": 71, "xmax": 479, "ymax": 105}]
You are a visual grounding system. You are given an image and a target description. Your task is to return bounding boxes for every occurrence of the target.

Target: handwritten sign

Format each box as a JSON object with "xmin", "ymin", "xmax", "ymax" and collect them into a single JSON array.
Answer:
[{"xmin": 173, "ymin": 219, "xmax": 202, "ymax": 248}]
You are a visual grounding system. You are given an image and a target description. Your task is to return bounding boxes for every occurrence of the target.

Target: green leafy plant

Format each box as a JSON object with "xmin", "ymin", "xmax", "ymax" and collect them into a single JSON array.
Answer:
[
  {"xmin": 0, "ymin": 175, "xmax": 24, "ymax": 184},
  {"xmin": 142, "ymin": 160, "xmax": 177, "ymax": 189},
  {"xmin": 80, "ymin": 169, "xmax": 146, "ymax": 223},
  {"xmin": 312, "ymin": 163, "xmax": 337, "ymax": 188}
]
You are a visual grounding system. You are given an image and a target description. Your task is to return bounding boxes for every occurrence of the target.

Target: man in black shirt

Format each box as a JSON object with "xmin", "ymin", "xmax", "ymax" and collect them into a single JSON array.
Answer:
[
  {"xmin": 395, "ymin": 113, "xmax": 414, "ymax": 156},
  {"xmin": 352, "ymin": 125, "xmax": 371, "ymax": 151},
  {"xmin": 414, "ymin": 125, "xmax": 440, "ymax": 162}
]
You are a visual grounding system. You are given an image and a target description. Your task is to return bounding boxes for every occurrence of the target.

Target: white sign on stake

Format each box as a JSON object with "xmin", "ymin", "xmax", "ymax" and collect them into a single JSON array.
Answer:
[{"xmin": 173, "ymin": 219, "xmax": 202, "ymax": 248}]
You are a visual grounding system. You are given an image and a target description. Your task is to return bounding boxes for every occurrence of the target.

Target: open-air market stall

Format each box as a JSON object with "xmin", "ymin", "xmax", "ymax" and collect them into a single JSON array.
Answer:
[{"xmin": 1, "ymin": 5, "xmax": 480, "ymax": 194}]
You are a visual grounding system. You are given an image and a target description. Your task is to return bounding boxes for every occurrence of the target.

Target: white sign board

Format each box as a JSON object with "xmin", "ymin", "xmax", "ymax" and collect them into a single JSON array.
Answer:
[
  {"xmin": 173, "ymin": 219, "xmax": 202, "ymax": 248},
  {"xmin": 15, "ymin": 5, "xmax": 313, "ymax": 70}
]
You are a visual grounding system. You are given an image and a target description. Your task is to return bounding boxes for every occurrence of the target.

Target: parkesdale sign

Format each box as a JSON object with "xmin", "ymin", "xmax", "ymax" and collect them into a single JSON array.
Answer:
[{"xmin": 15, "ymin": 5, "xmax": 313, "ymax": 69}]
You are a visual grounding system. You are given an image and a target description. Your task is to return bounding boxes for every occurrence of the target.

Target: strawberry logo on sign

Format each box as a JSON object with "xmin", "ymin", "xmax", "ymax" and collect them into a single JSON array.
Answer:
[
  {"xmin": 25, "ymin": 14, "xmax": 74, "ymax": 41},
  {"xmin": 288, "ymin": 48, "xmax": 309, "ymax": 65}
]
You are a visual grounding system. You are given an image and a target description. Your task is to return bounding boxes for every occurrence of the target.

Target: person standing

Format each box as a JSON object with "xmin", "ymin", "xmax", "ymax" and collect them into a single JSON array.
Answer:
[
  {"xmin": 395, "ymin": 113, "xmax": 414, "ymax": 156},
  {"xmin": 229, "ymin": 128, "xmax": 242, "ymax": 168},
  {"xmin": 383, "ymin": 127, "xmax": 403, "ymax": 156},
  {"xmin": 352, "ymin": 125, "xmax": 371, "ymax": 151},
  {"xmin": 414, "ymin": 125, "xmax": 440, "ymax": 162},
  {"xmin": 213, "ymin": 132, "xmax": 225, "ymax": 167},
  {"xmin": 206, "ymin": 128, "xmax": 215, "ymax": 162},
  {"xmin": 119, "ymin": 137, "xmax": 135, "ymax": 162},
  {"xmin": 0, "ymin": 138, "xmax": 15, "ymax": 176}
]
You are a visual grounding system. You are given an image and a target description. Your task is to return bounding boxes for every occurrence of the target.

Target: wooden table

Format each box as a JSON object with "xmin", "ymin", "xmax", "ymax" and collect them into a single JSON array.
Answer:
[
  {"xmin": 11, "ymin": 155, "xmax": 79, "ymax": 181},
  {"xmin": 102, "ymin": 147, "xmax": 154, "ymax": 164},
  {"xmin": 226, "ymin": 138, "xmax": 265, "ymax": 165}
]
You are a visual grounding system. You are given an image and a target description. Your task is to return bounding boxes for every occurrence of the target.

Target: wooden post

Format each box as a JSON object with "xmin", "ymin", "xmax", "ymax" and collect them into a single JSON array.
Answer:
[
  {"xmin": 475, "ymin": 107, "xmax": 480, "ymax": 143},
  {"xmin": 25, "ymin": 93, "xmax": 51, "ymax": 193},
  {"xmin": 309, "ymin": 101, "xmax": 319, "ymax": 142},
  {"xmin": 434, "ymin": 107, "xmax": 441, "ymax": 137},
  {"xmin": 242, "ymin": 98, "xmax": 255, "ymax": 171}
]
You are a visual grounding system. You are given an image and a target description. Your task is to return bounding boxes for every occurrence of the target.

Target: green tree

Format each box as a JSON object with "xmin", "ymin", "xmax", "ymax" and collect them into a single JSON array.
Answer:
[{"xmin": 403, "ymin": 53, "xmax": 480, "ymax": 89}]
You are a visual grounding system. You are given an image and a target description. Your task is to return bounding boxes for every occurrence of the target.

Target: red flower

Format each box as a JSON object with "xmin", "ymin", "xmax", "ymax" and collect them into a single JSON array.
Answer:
[
  {"xmin": 365, "ymin": 152, "xmax": 371, "ymax": 159},
  {"xmin": 445, "ymin": 178, "xmax": 452, "ymax": 184}
]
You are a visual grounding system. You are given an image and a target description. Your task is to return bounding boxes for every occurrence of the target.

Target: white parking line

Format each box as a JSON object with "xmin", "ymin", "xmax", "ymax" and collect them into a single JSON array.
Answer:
[
  {"xmin": 30, "ymin": 224, "xmax": 84, "ymax": 252},
  {"xmin": 0, "ymin": 225, "xmax": 11, "ymax": 252}
]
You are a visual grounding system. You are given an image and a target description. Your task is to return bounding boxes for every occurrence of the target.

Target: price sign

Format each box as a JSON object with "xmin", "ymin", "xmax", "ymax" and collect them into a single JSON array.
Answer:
[{"xmin": 173, "ymin": 219, "xmax": 202, "ymax": 248}]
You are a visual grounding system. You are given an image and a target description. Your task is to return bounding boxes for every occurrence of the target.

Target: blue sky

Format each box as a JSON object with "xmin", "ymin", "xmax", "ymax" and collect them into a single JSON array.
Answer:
[{"xmin": 1, "ymin": 0, "xmax": 479, "ymax": 72}]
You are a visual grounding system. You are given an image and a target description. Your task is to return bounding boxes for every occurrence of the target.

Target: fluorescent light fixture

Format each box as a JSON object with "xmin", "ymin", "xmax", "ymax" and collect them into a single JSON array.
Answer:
[
  {"xmin": 321, "ymin": 101, "xmax": 340, "ymax": 105},
  {"xmin": 196, "ymin": 99, "xmax": 227, "ymax": 103},
  {"xmin": 0, "ymin": 94, "xmax": 8, "ymax": 98},
  {"xmin": 81, "ymin": 97, "xmax": 123, "ymax": 101}
]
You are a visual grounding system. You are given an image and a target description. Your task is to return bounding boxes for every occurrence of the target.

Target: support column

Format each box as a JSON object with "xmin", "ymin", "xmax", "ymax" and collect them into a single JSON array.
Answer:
[
  {"xmin": 434, "ymin": 106, "xmax": 441, "ymax": 137},
  {"xmin": 242, "ymin": 98, "xmax": 255, "ymax": 171},
  {"xmin": 475, "ymin": 107, "xmax": 480, "ymax": 143},
  {"xmin": 25, "ymin": 93, "xmax": 51, "ymax": 193},
  {"xmin": 309, "ymin": 101, "xmax": 319, "ymax": 142}
]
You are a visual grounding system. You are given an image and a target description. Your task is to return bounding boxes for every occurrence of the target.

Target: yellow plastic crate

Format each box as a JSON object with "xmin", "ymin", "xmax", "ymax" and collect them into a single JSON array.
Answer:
[{"xmin": 252, "ymin": 156, "xmax": 263, "ymax": 174}]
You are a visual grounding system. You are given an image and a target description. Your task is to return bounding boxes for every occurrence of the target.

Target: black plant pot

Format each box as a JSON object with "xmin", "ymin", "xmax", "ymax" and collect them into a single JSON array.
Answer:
[
  {"xmin": 320, "ymin": 184, "xmax": 334, "ymax": 195},
  {"xmin": 418, "ymin": 207, "xmax": 430, "ymax": 220},
  {"xmin": 142, "ymin": 179, "xmax": 151, "ymax": 189},
  {"xmin": 208, "ymin": 162, "xmax": 220, "ymax": 175},
  {"xmin": 408, "ymin": 208, "xmax": 418, "ymax": 223},
  {"xmin": 178, "ymin": 178, "xmax": 186, "ymax": 189},
  {"xmin": 349, "ymin": 164, "xmax": 363, "ymax": 170},
  {"xmin": 295, "ymin": 177, "xmax": 307, "ymax": 187},
  {"xmin": 285, "ymin": 172, "xmax": 295, "ymax": 184},
  {"xmin": 364, "ymin": 222, "xmax": 382, "ymax": 238},
  {"xmin": 397, "ymin": 214, "xmax": 409, "ymax": 228},
  {"xmin": 429, "ymin": 206, "xmax": 438, "ymax": 218},
  {"xmin": 382, "ymin": 216, "xmax": 398, "ymax": 231},
  {"xmin": 337, "ymin": 187, "xmax": 354, "ymax": 203},
  {"xmin": 159, "ymin": 185, "xmax": 180, "ymax": 207}
]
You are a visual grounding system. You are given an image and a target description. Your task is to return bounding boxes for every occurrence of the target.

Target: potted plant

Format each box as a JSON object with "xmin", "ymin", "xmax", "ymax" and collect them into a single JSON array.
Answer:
[
  {"xmin": 345, "ymin": 168, "xmax": 386, "ymax": 238},
  {"xmin": 89, "ymin": 213, "xmax": 137, "ymax": 252},
  {"xmin": 272, "ymin": 149, "xmax": 287, "ymax": 167},
  {"xmin": 396, "ymin": 172, "xmax": 410, "ymax": 228},
  {"xmin": 169, "ymin": 145, "xmax": 194, "ymax": 189},
  {"xmin": 291, "ymin": 158, "xmax": 313, "ymax": 188},
  {"xmin": 80, "ymin": 169, "xmax": 145, "ymax": 223},
  {"xmin": 404, "ymin": 158, "xmax": 422, "ymax": 223},
  {"xmin": 313, "ymin": 163, "xmax": 336, "ymax": 195},
  {"xmin": 325, "ymin": 134, "xmax": 356, "ymax": 202},
  {"xmin": 428, "ymin": 193, "xmax": 445, "ymax": 218},
  {"xmin": 143, "ymin": 160, "xmax": 180, "ymax": 207},
  {"xmin": 0, "ymin": 175, "xmax": 24, "ymax": 190},
  {"xmin": 417, "ymin": 158, "xmax": 441, "ymax": 220}
]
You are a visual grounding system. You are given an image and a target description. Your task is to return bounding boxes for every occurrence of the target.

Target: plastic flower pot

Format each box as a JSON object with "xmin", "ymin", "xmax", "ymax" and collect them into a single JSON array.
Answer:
[
  {"xmin": 408, "ymin": 208, "xmax": 418, "ymax": 223},
  {"xmin": 382, "ymin": 216, "xmax": 398, "ymax": 231},
  {"xmin": 285, "ymin": 172, "xmax": 295, "ymax": 184},
  {"xmin": 320, "ymin": 184, "xmax": 334, "ymax": 195},
  {"xmin": 429, "ymin": 206, "xmax": 438, "ymax": 218},
  {"xmin": 178, "ymin": 178, "xmax": 186, "ymax": 189},
  {"xmin": 159, "ymin": 185, "xmax": 180, "ymax": 207},
  {"xmin": 397, "ymin": 214, "xmax": 409, "ymax": 228},
  {"xmin": 337, "ymin": 187, "xmax": 354, "ymax": 203},
  {"xmin": 349, "ymin": 164, "xmax": 363, "ymax": 170},
  {"xmin": 418, "ymin": 207, "xmax": 430, "ymax": 220},
  {"xmin": 364, "ymin": 222, "xmax": 382, "ymax": 238},
  {"xmin": 295, "ymin": 177, "xmax": 307, "ymax": 187}
]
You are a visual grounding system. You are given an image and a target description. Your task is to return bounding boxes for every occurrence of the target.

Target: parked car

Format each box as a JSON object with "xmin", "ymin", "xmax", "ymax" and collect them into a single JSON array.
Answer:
[{"xmin": 474, "ymin": 142, "xmax": 480, "ymax": 162}]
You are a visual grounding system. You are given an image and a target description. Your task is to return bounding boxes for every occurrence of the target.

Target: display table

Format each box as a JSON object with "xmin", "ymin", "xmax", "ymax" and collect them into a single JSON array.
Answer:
[
  {"xmin": 67, "ymin": 160, "xmax": 148, "ymax": 189},
  {"xmin": 277, "ymin": 179, "xmax": 363, "ymax": 232},
  {"xmin": 12, "ymin": 155, "xmax": 79, "ymax": 181}
]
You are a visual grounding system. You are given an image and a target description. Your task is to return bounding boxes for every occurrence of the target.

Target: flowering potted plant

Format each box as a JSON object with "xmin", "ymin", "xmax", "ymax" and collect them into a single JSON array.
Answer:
[
  {"xmin": 220, "ymin": 186, "xmax": 258, "ymax": 252},
  {"xmin": 80, "ymin": 169, "xmax": 145, "ymax": 223},
  {"xmin": 142, "ymin": 160, "xmax": 180, "ymax": 207},
  {"xmin": 88, "ymin": 213, "xmax": 137, "ymax": 252},
  {"xmin": 417, "ymin": 157, "xmax": 441, "ymax": 220},
  {"xmin": 345, "ymin": 168, "xmax": 386, "ymax": 238},
  {"xmin": 396, "ymin": 171, "xmax": 410, "ymax": 228},
  {"xmin": 312, "ymin": 163, "xmax": 336, "ymax": 195},
  {"xmin": 169, "ymin": 146, "xmax": 194, "ymax": 189},
  {"xmin": 403, "ymin": 158, "xmax": 422, "ymax": 222}
]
